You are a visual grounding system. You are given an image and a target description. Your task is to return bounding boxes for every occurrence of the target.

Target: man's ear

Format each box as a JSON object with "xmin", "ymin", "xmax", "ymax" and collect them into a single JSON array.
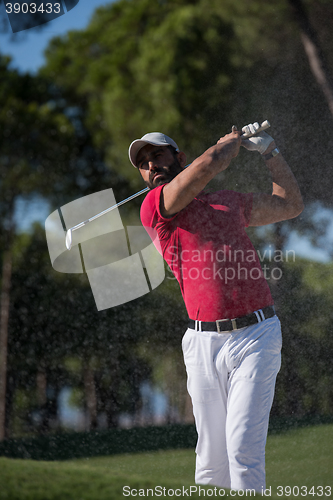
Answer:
[{"xmin": 177, "ymin": 151, "xmax": 187, "ymax": 168}]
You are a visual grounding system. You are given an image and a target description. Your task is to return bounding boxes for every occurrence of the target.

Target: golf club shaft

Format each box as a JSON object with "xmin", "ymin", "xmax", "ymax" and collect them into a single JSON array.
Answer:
[{"xmin": 71, "ymin": 187, "xmax": 149, "ymax": 233}]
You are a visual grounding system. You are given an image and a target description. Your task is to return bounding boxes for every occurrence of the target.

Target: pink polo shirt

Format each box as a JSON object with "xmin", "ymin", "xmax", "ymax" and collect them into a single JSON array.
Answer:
[{"xmin": 140, "ymin": 185, "xmax": 273, "ymax": 321}]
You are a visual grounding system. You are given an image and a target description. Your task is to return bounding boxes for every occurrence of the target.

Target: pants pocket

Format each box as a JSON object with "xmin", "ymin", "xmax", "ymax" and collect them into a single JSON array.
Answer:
[{"xmin": 182, "ymin": 329, "xmax": 221, "ymax": 403}]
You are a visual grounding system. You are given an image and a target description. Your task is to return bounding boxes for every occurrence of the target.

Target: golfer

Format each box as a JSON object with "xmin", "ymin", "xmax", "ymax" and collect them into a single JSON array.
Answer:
[{"xmin": 128, "ymin": 123, "xmax": 303, "ymax": 492}]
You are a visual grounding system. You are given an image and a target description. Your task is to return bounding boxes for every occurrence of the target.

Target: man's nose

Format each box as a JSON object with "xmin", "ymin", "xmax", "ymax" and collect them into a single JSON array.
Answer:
[{"xmin": 148, "ymin": 160, "xmax": 159, "ymax": 171}]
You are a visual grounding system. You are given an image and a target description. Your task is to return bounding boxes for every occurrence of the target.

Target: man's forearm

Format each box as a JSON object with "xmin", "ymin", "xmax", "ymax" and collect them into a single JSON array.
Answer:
[
  {"xmin": 161, "ymin": 132, "xmax": 241, "ymax": 217},
  {"xmin": 249, "ymin": 141, "xmax": 304, "ymax": 226},
  {"xmin": 264, "ymin": 141, "xmax": 304, "ymax": 217}
]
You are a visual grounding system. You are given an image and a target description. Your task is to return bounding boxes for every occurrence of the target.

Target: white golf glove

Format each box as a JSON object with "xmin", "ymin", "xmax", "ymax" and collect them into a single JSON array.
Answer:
[{"xmin": 241, "ymin": 122, "xmax": 274, "ymax": 154}]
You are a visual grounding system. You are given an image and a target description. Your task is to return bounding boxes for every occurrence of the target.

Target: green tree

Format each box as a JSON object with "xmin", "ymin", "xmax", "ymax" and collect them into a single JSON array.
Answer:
[
  {"xmin": 288, "ymin": 0, "xmax": 333, "ymax": 117},
  {"xmin": 272, "ymin": 259, "xmax": 333, "ymax": 418},
  {"xmin": 8, "ymin": 220, "xmax": 179, "ymax": 434},
  {"xmin": 0, "ymin": 56, "xmax": 76, "ymax": 440},
  {"xmin": 40, "ymin": 0, "xmax": 333, "ymax": 205},
  {"xmin": 0, "ymin": 55, "xmax": 129, "ymax": 439},
  {"xmin": 41, "ymin": 0, "xmax": 240, "ymax": 188},
  {"xmin": 38, "ymin": 0, "xmax": 333, "ymax": 424}
]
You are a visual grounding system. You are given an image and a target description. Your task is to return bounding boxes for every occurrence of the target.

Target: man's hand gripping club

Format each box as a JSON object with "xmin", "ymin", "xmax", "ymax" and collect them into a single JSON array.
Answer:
[
  {"xmin": 238, "ymin": 122, "xmax": 304, "ymax": 225},
  {"xmin": 241, "ymin": 122, "xmax": 274, "ymax": 154}
]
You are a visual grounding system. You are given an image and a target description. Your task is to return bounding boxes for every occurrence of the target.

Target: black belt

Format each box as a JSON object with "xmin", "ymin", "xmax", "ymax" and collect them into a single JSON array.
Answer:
[{"xmin": 188, "ymin": 305, "xmax": 275, "ymax": 333}]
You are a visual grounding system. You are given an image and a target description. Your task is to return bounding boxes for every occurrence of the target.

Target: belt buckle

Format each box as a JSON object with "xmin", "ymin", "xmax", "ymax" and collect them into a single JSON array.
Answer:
[{"xmin": 216, "ymin": 318, "xmax": 237, "ymax": 333}]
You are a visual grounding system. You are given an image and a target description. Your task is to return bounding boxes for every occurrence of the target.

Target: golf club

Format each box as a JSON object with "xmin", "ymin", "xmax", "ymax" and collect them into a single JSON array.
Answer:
[{"xmin": 65, "ymin": 120, "xmax": 270, "ymax": 250}]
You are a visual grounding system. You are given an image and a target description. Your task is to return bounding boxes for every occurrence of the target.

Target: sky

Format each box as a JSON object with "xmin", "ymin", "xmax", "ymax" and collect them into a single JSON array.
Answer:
[
  {"xmin": 1, "ymin": 0, "xmax": 332, "ymax": 263},
  {"xmin": 0, "ymin": 0, "xmax": 114, "ymax": 73},
  {"xmin": 0, "ymin": 0, "xmax": 115, "ymax": 231}
]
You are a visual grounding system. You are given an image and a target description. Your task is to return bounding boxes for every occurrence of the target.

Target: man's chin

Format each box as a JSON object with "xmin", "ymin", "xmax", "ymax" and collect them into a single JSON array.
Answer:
[{"xmin": 152, "ymin": 176, "xmax": 169, "ymax": 188}]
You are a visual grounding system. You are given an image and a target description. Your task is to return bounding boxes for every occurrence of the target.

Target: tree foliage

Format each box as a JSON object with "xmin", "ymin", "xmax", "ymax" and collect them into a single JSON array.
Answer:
[
  {"xmin": 40, "ymin": 0, "xmax": 333, "ymax": 206},
  {"xmin": 2, "ymin": 0, "xmax": 333, "ymax": 437},
  {"xmin": 272, "ymin": 259, "xmax": 333, "ymax": 417},
  {"xmin": 41, "ymin": 0, "xmax": 242, "ymax": 187},
  {"xmin": 0, "ymin": 55, "xmax": 131, "ymax": 437}
]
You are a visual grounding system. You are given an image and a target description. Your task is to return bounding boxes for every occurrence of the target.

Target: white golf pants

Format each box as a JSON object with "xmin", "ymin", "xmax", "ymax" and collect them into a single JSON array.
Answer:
[{"xmin": 182, "ymin": 315, "xmax": 282, "ymax": 492}]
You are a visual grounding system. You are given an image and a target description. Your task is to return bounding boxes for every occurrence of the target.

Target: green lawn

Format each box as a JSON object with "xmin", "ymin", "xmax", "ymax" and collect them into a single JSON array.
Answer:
[
  {"xmin": 266, "ymin": 424, "xmax": 333, "ymax": 490},
  {"xmin": 0, "ymin": 424, "xmax": 332, "ymax": 499},
  {"xmin": 71, "ymin": 423, "xmax": 333, "ymax": 490}
]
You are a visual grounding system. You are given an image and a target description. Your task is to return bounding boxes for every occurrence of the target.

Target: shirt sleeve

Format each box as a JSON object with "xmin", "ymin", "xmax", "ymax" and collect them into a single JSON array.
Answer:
[
  {"xmin": 207, "ymin": 189, "xmax": 253, "ymax": 228},
  {"xmin": 140, "ymin": 184, "xmax": 179, "ymax": 228}
]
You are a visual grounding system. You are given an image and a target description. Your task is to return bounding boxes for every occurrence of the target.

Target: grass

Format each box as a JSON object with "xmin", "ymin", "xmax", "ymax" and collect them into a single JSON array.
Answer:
[
  {"xmin": 0, "ymin": 424, "xmax": 332, "ymax": 499},
  {"xmin": 73, "ymin": 448, "xmax": 196, "ymax": 483},
  {"xmin": 266, "ymin": 424, "xmax": 333, "ymax": 489}
]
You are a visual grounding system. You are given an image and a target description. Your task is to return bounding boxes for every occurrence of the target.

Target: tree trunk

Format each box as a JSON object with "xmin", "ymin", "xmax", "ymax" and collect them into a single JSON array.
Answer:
[
  {"xmin": 83, "ymin": 359, "xmax": 97, "ymax": 430},
  {"xmin": 288, "ymin": 0, "xmax": 333, "ymax": 117},
  {"xmin": 0, "ymin": 248, "xmax": 12, "ymax": 441},
  {"xmin": 4, "ymin": 370, "xmax": 15, "ymax": 439},
  {"xmin": 36, "ymin": 366, "xmax": 49, "ymax": 434},
  {"xmin": 36, "ymin": 368, "xmax": 47, "ymax": 408}
]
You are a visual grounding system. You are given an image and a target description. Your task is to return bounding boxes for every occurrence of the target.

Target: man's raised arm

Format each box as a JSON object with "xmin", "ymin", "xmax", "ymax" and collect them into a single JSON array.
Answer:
[
  {"xmin": 240, "ymin": 123, "xmax": 304, "ymax": 226},
  {"xmin": 161, "ymin": 131, "xmax": 241, "ymax": 217}
]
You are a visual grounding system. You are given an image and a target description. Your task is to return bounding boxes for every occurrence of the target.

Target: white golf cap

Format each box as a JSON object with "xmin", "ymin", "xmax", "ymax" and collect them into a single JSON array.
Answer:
[{"xmin": 128, "ymin": 132, "xmax": 179, "ymax": 168}]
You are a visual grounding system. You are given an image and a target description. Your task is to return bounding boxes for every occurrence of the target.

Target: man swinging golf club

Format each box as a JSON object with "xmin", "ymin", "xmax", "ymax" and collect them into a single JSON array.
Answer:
[{"xmin": 128, "ymin": 123, "xmax": 303, "ymax": 492}]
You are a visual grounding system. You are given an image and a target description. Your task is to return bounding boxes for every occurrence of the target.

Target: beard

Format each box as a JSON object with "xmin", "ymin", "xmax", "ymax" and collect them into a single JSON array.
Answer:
[{"xmin": 148, "ymin": 157, "xmax": 183, "ymax": 189}]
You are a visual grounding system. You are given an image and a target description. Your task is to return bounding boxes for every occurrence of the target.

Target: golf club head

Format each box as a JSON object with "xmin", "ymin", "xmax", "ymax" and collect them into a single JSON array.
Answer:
[{"xmin": 65, "ymin": 229, "xmax": 72, "ymax": 251}]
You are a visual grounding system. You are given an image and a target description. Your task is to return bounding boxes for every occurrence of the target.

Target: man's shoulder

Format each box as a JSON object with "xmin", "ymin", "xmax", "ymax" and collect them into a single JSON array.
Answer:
[
  {"xmin": 140, "ymin": 185, "xmax": 166, "ymax": 227},
  {"xmin": 140, "ymin": 187, "xmax": 252, "ymax": 227},
  {"xmin": 141, "ymin": 185, "xmax": 163, "ymax": 210}
]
